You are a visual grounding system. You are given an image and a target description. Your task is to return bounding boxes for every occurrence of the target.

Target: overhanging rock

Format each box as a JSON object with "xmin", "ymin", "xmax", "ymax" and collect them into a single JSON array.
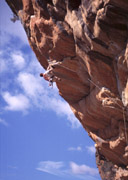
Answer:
[{"xmin": 6, "ymin": 0, "xmax": 128, "ymax": 179}]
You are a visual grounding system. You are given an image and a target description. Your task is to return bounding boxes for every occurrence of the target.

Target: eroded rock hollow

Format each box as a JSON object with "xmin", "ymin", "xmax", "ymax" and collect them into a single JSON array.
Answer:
[{"xmin": 6, "ymin": 0, "xmax": 128, "ymax": 179}]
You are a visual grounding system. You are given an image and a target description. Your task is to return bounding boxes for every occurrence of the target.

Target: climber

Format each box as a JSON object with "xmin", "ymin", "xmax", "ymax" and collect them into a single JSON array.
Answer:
[
  {"xmin": 40, "ymin": 69, "xmax": 54, "ymax": 87},
  {"xmin": 40, "ymin": 70, "xmax": 61, "ymax": 87},
  {"xmin": 40, "ymin": 60, "xmax": 61, "ymax": 86}
]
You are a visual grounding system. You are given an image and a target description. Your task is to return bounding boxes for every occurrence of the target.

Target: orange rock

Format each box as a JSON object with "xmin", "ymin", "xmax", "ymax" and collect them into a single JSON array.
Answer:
[{"xmin": 6, "ymin": 0, "xmax": 128, "ymax": 179}]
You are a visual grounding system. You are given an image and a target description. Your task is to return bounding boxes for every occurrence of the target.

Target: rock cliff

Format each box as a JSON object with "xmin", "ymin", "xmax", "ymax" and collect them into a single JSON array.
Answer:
[{"xmin": 6, "ymin": 0, "xmax": 128, "ymax": 179}]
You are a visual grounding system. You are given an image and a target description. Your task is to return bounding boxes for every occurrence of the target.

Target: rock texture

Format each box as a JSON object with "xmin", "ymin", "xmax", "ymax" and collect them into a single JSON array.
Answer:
[{"xmin": 6, "ymin": 0, "xmax": 128, "ymax": 179}]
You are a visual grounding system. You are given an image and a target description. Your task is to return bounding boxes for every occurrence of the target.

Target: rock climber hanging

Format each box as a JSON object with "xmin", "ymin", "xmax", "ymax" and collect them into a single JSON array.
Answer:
[{"xmin": 40, "ymin": 60, "xmax": 61, "ymax": 87}]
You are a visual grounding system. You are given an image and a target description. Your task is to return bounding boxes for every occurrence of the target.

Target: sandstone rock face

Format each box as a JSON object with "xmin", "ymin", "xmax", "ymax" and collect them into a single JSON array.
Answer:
[{"xmin": 6, "ymin": 0, "xmax": 128, "ymax": 179}]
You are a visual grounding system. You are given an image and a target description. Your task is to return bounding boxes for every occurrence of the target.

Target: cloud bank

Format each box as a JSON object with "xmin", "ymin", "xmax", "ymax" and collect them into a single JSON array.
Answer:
[
  {"xmin": 36, "ymin": 160, "xmax": 99, "ymax": 180},
  {"xmin": 68, "ymin": 145, "xmax": 96, "ymax": 154},
  {"xmin": 86, "ymin": 146, "xmax": 96, "ymax": 154},
  {"xmin": 68, "ymin": 146, "xmax": 82, "ymax": 152},
  {"xmin": 0, "ymin": 46, "xmax": 80, "ymax": 128},
  {"xmin": 0, "ymin": 0, "xmax": 81, "ymax": 128},
  {"xmin": 3, "ymin": 92, "xmax": 30, "ymax": 112}
]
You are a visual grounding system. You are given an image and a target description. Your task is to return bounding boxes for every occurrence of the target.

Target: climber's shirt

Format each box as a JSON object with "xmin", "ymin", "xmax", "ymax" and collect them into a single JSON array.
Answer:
[{"xmin": 43, "ymin": 70, "xmax": 53, "ymax": 81}]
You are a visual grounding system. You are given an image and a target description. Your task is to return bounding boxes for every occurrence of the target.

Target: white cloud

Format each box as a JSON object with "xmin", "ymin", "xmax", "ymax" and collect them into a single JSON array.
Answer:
[
  {"xmin": 0, "ymin": 50, "xmax": 26, "ymax": 74},
  {"xmin": 25, "ymin": 58, "xmax": 43, "ymax": 74},
  {"xmin": 68, "ymin": 145, "xmax": 96, "ymax": 154},
  {"xmin": 48, "ymin": 98, "xmax": 81, "ymax": 128},
  {"xmin": 0, "ymin": 118, "xmax": 9, "ymax": 127},
  {"xmin": 70, "ymin": 162, "xmax": 98, "ymax": 176},
  {"xmin": 68, "ymin": 146, "xmax": 82, "ymax": 151},
  {"xmin": 0, "ymin": 0, "xmax": 81, "ymax": 128},
  {"xmin": 86, "ymin": 146, "xmax": 96, "ymax": 154},
  {"xmin": 17, "ymin": 72, "xmax": 80, "ymax": 128},
  {"xmin": 17, "ymin": 72, "xmax": 45, "ymax": 97},
  {"xmin": 0, "ymin": 51, "xmax": 3, "ymax": 55},
  {"xmin": 36, "ymin": 161, "xmax": 99, "ymax": 179},
  {"xmin": 11, "ymin": 52, "xmax": 25, "ymax": 70},
  {"xmin": 0, "ymin": 1, "xmax": 28, "ymax": 45},
  {"xmin": 0, "ymin": 8, "xmax": 80, "ymax": 128},
  {"xmin": 0, "ymin": 59, "xmax": 7, "ymax": 73},
  {"xmin": 0, "ymin": 44, "xmax": 80, "ymax": 128},
  {"xmin": 36, "ymin": 161, "xmax": 65, "ymax": 176},
  {"xmin": 2, "ymin": 92, "xmax": 30, "ymax": 112}
]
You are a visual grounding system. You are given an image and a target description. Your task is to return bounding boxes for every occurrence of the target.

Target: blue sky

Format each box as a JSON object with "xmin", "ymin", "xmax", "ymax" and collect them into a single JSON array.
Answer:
[{"xmin": 0, "ymin": 1, "xmax": 101, "ymax": 180}]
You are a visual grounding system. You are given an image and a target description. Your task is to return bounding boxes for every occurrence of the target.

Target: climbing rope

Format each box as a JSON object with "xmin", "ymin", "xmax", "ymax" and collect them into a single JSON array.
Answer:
[
  {"xmin": 123, "ymin": 108, "xmax": 128, "ymax": 145},
  {"xmin": 88, "ymin": 78, "xmax": 128, "ymax": 145},
  {"xmin": 88, "ymin": 78, "xmax": 123, "ymax": 109}
]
